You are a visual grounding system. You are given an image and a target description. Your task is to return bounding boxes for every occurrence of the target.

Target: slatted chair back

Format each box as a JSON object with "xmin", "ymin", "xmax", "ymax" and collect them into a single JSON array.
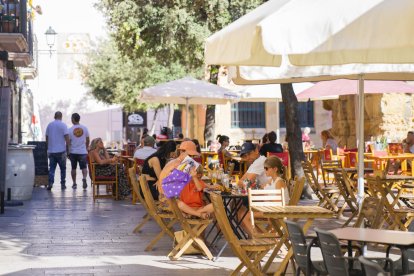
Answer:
[
  {"xmin": 128, "ymin": 167, "xmax": 146, "ymax": 208},
  {"xmin": 209, "ymin": 192, "xmax": 239, "ymax": 245},
  {"xmin": 333, "ymin": 169, "xmax": 358, "ymax": 226},
  {"xmin": 358, "ymin": 256, "xmax": 388, "ymax": 276},
  {"xmin": 209, "ymin": 192, "xmax": 276, "ymax": 275},
  {"xmin": 138, "ymin": 175, "xmax": 176, "ymax": 251},
  {"xmin": 315, "ymin": 228, "xmax": 351, "ymax": 276},
  {"xmin": 248, "ymin": 188, "xmax": 285, "ymax": 228},
  {"xmin": 128, "ymin": 167, "xmax": 151, "ymax": 233},
  {"xmin": 322, "ymin": 148, "xmax": 333, "ymax": 161},
  {"xmin": 166, "ymin": 198, "xmax": 213, "ymax": 260},
  {"xmin": 285, "ymin": 220, "xmax": 327, "ymax": 276},
  {"xmin": 302, "ymin": 161, "xmax": 339, "ymax": 212},
  {"xmin": 353, "ymin": 197, "xmax": 383, "ymax": 229},
  {"xmin": 268, "ymin": 151, "xmax": 291, "ymax": 180},
  {"xmin": 288, "ymin": 176, "xmax": 305, "ymax": 206},
  {"xmin": 320, "ymin": 159, "xmax": 342, "ymax": 186}
]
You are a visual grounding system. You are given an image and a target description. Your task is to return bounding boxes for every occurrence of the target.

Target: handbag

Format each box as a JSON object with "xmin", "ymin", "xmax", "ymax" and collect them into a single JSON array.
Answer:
[{"xmin": 161, "ymin": 168, "xmax": 191, "ymax": 198}]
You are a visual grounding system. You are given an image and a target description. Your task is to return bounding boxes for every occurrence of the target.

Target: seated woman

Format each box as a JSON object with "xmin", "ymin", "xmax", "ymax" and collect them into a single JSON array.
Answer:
[
  {"xmin": 141, "ymin": 140, "xmax": 177, "ymax": 201},
  {"xmin": 321, "ymin": 129, "xmax": 338, "ymax": 155},
  {"xmin": 88, "ymin": 138, "xmax": 130, "ymax": 198},
  {"xmin": 261, "ymin": 156, "xmax": 289, "ymax": 202},
  {"xmin": 178, "ymin": 165, "xmax": 213, "ymax": 219},
  {"xmin": 259, "ymin": 131, "xmax": 283, "ymax": 156}
]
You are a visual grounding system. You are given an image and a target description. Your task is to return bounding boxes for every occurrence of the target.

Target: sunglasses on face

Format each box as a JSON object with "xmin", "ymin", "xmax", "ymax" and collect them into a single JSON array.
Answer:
[{"xmin": 264, "ymin": 167, "xmax": 270, "ymax": 171}]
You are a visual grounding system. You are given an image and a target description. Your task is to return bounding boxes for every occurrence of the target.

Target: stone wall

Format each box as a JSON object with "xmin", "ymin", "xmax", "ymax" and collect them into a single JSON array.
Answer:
[{"xmin": 328, "ymin": 94, "xmax": 414, "ymax": 148}]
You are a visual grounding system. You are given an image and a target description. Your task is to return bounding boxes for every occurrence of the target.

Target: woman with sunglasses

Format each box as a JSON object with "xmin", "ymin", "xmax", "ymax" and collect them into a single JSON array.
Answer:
[{"xmin": 262, "ymin": 156, "xmax": 289, "ymax": 202}]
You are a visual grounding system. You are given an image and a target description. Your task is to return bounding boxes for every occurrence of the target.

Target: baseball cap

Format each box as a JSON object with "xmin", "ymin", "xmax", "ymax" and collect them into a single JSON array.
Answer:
[
  {"xmin": 143, "ymin": 135, "xmax": 155, "ymax": 146},
  {"xmin": 178, "ymin": 141, "xmax": 200, "ymax": 156},
  {"xmin": 240, "ymin": 142, "xmax": 256, "ymax": 157}
]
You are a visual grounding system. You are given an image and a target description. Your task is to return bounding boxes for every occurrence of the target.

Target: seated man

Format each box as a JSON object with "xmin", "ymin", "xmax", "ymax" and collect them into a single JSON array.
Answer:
[
  {"xmin": 403, "ymin": 131, "xmax": 414, "ymax": 153},
  {"xmin": 237, "ymin": 142, "xmax": 270, "ymax": 237},
  {"xmin": 133, "ymin": 136, "xmax": 157, "ymax": 160}
]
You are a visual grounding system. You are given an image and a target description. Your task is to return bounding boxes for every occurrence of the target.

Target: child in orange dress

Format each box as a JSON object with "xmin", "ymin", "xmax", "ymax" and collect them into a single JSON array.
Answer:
[{"xmin": 178, "ymin": 165, "xmax": 213, "ymax": 219}]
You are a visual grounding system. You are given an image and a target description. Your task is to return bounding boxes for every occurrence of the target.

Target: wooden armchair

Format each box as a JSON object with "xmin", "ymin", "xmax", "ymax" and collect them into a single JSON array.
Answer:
[
  {"xmin": 138, "ymin": 175, "xmax": 177, "ymax": 251},
  {"xmin": 167, "ymin": 198, "xmax": 213, "ymax": 260},
  {"xmin": 88, "ymin": 158, "xmax": 119, "ymax": 201},
  {"xmin": 128, "ymin": 167, "xmax": 151, "ymax": 233},
  {"xmin": 209, "ymin": 192, "xmax": 276, "ymax": 275}
]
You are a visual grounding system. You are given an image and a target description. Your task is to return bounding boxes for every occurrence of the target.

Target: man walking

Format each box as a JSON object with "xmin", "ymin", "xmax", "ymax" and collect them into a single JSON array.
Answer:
[
  {"xmin": 46, "ymin": 111, "xmax": 69, "ymax": 190},
  {"xmin": 68, "ymin": 113, "xmax": 90, "ymax": 190}
]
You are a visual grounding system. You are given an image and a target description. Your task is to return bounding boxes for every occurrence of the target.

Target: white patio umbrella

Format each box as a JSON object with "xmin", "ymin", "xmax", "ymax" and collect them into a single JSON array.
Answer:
[
  {"xmin": 140, "ymin": 77, "xmax": 240, "ymax": 137},
  {"xmin": 205, "ymin": 0, "xmax": 414, "ymax": 201}
]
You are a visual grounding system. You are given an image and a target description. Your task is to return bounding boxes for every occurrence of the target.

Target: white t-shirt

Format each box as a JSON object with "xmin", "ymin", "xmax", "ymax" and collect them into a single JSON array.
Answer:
[
  {"xmin": 68, "ymin": 124, "xmax": 90, "ymax": 154},
  {"xmin": 264, "ymin": 177, "xmax": 290, "ymax": 204},
  {"xmin": 134, "ymin": 146, "xmax": 157, "ymax": 160},
  {"xmin": 246, "ymin": 155, "xmax": 269, "ymax": 186},
  {"xmin": 45, "ymin": 120, "xmax": 68, "ymax": 153}
]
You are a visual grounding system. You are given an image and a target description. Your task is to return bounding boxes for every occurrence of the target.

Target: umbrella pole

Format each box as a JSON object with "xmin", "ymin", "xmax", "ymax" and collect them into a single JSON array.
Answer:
[
  {"xmin": 357, "ymin": 74, "xmax": 365, "ymax": 204},
  {"xmin": 275, "ymin": 99, "xmax": 280, "ymax": 143},
  {"xmin": 186, "ymin": 98, "xmax": 189, "ymax": 138}
]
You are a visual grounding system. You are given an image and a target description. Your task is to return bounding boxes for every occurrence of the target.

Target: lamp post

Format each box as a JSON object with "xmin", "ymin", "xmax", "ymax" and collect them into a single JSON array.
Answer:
[{"xmin": 44, "ymin": 26, "xmax": 57, "ymax": 58}]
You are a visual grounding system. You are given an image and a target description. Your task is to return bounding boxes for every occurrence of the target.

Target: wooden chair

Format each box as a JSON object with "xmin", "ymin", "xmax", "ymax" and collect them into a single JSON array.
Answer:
[
  {"xmin": 268, "ymin": 151, "xmax": 291, "ymax": 181},
  {"xmin": 128, "ymin": 167, "xmax": 151, "ymax": 233},
  {"xmin": 320, "ymin": 159, "xmax": 342, "ymax": 187},
  {"xmin": 302, "ymin": 161, "xmax": 340, "ymax": 213},
  {"xmin": 89, "ymin": 157, "xmax": 119, "ymax": 201},
  {"xmin": 248, "ymin": 188, "xmax": 285, "ymax": 238},
  {"xmin": 138, "ymin": 175, "xmax": 177, "ymax": 251},
  {"xmin": 166, "ymin": 198, "xmax": 213, "ymax": 260},
  {"xmin": 209, "ymin": 192, "xmax": 276, "ymax": 275},
  {"xmin": 352, "ymin": 197, "xmax": 383, "ymax": 229},
  {"xmin": 332, "ymin": 169, "xmax": 359, "ymax": 225},
  {"xmin": 288, "ymin": 176, "xmax": 305, "ymax": 206},
  {"xmin": 371, "ymin": 176, "xmax": 414, "ymax": 231}
]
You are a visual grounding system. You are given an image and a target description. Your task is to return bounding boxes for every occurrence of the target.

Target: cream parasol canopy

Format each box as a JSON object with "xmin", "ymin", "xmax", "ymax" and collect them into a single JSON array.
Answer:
[{"xmin": 205, "ymin": 0, "xmax": 414, "ymax": 201}]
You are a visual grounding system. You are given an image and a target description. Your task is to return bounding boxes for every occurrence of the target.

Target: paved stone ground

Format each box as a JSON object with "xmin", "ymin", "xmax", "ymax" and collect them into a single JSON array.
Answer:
[{"xmin": 0, "ymin": 163, "xmax": 348, "ymax": 276}]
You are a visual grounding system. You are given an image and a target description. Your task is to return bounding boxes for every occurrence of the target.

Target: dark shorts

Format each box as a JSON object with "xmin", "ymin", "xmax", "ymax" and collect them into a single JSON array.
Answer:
[{"xmin": 69, "ymin": 154, "xmax": 87, "ymax": 170}]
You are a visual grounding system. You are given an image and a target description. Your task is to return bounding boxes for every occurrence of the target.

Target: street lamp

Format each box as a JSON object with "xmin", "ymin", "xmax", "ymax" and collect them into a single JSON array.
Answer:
[{"xmin": 44, "ymin": 26, "xmax": 57, "ymax": 57}]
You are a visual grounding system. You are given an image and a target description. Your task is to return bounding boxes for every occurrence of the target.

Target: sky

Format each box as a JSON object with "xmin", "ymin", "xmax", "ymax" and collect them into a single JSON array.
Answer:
[{"xmin": 26, "ymin": 0, "xmax": 117, "ymax": 132}]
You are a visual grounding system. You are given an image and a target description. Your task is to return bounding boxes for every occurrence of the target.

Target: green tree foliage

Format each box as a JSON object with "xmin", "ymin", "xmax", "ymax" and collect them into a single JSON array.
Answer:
[
  {"xmin": 84, "ymin": 0, "xmax": 266, "ymax": 111},
  {"xmin": 97, "ymin": 0, "xmax": 266, "ymax": 69},
  {"xmin": 82, "ymin": 39, "xmax": 189, "ymax": 111}
]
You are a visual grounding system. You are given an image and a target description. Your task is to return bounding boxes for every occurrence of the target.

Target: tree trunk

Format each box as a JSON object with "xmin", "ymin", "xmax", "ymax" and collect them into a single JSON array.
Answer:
[
  {"xmin": 281, "ymin": 83, "xmax": 313, "ymax": 199},
  {"xmin": 204, "ymin": 65, "xmax": 219, "ymax": 143},
  {"xmin": 167, "ymin": 104, "xmax": 174, "ymax": 130},
  {"xmin": 149, "ymin": 107, "xmax": 159, "ymax": 136}
]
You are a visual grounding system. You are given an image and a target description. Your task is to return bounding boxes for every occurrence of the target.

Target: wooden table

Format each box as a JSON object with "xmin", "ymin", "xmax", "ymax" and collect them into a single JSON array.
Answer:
[
  {"xmin": 252, "ymin": 205, "xmax": 334, "ymax": 274},
  {"xmin": 366, "ymin": 175, "xmax": 414, "ymax": 230},
  {"xmin": 367, "ymin": 153, "xmax": 414, "ymax": 176},
  {"xmin": 330, "ymin": 227, "xmax": 414, "ymax": 274}
]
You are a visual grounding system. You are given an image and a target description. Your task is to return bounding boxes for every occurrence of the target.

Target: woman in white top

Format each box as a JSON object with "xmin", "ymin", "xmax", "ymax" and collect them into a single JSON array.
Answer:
[{"xmin": 261, "ymin": 156, "xmax": 289, "ymax": 203}]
